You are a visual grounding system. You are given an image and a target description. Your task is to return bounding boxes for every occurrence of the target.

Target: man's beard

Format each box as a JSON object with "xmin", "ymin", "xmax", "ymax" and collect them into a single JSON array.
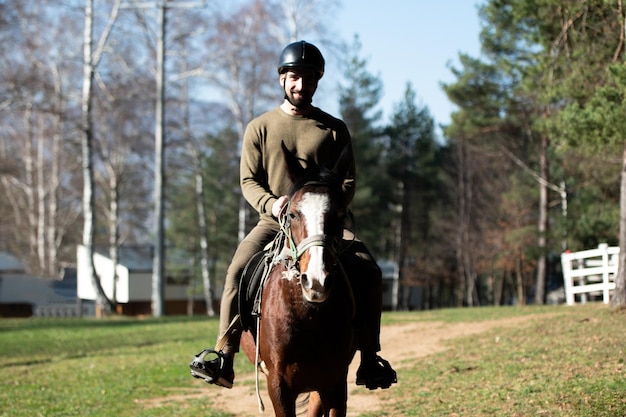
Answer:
[{"xmin": 285, "ymin": 91, "xmax": 312, "ymax": 110}]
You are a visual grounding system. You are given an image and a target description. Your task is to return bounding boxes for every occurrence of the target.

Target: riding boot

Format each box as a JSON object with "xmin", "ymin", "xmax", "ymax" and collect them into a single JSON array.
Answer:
[
  {"xmin": 189, "ymin": 319, "xmax": 241, "ymax": 389},
  {"xmin": 355, "ymin": 350, "xmax": 397, "ymax": 390},
  {"xmin": 190, "ymin": 349, "xmax": 235, "ymax": 389},
  {"xmin": 190, "ymin": 220, "xmax": 278, "ymax": 389},
  {"xmin": 352, "ymin": 268, "xmax": 397, "ymax": 390}
]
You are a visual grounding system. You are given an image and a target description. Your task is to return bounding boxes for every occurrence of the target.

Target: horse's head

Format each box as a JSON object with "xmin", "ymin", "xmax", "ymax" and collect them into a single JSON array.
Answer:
[{"xmin": 280, "ymin": 142, "xmax": 351, "ymax": 303}]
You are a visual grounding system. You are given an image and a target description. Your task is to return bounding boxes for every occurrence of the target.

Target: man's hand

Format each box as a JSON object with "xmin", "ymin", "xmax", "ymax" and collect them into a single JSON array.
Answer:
[{"xmin": 272, "ymin": 195, "xmax": 289, "ymax": 218}]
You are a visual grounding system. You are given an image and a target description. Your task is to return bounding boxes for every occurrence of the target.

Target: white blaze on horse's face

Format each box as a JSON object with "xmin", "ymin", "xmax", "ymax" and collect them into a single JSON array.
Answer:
[{"xmin": 298, "ymin": 191, "xmax": 330, "ymax": 303}]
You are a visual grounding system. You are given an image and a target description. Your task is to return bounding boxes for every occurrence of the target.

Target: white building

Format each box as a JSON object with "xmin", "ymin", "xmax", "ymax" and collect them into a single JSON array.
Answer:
[
  {"xmin": 76, "ymin": 245, "xmax": 206, "ymax": 315},
  {"xmin": 0, "ymin": 252, "xmax": 78, "ymax": 317}
]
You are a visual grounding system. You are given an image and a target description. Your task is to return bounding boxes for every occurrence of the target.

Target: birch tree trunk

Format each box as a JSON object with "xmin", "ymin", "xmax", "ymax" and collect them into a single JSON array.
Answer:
[
  {"xmin": 535, "ymin": 134, "xmax": 549, "ymax": 305},
  {"xmin": 195, "ymin": 169, "xmax": 216, "ymax": 316},
  {"xmin": 151, "ymin": 3, "xmax": 166, "ymax": 318},
  {"xmin": 37, "ymin": 121, "xmax": 46, "ymax": 273},
  {"xmin": 81, "ymin": 0, "xmax": 120, "ymax": 315},
  {"xmin": 82, "ymin": 0, "xmax": 107, "ymax": 315},
  {"xmin": 48, "ymin": 65, "xmax": 62, "ymax": 278},
  {"xmin": 611, "ymin": 141, "xmax": 626, "ymax": 308},
  {"xmin": 24, "ymin": 106, "xmax": 37, "ymax": 268},
  {"xmin": 108, "ymin": 170, "xmax": 119, "ymax": 311}
]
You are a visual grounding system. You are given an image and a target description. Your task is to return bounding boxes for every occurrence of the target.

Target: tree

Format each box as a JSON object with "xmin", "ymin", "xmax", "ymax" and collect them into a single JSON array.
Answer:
[
  {"xmin": 0, "ymin": 2, "xmax": 83, "ymax": 276},
  {"xmin": 167, "ymin": 125, "xmax": 240, "ymax": 315},
  {"xmin": 443, "ymin": 52, "xmax": 530, "ymax": 306},
  {"xmin": 337, "ymin": 35, "xmax": 393, "ymax": 257},
  {"xmin": 176, "ymin": 36, "xmax": 217, "ymax": 317},
  {"xmin": 487, "ymin": 0, "xmax": 626, "ymax": 307},
  {"xmin": 93, "ymin": 68, "xmax": 154, "ymax": 308},
  {"xmin": 444, "ymin": 0, "xmax": 626, "ymax": 308},
  {"xmin": 81, "ymin": 0, "xmax": 121, "ymax": 315},
  {"xmin": 555, "ymin": 4, "xmax": 626, "ymax": 308},
  {"xmin": 477, "ymin": 0, "xmax": 562, "ymax": 305},
  {"xmin": 386, "ymin": 84, "xmax": 440, "ymax": 307},
  {"xmin": 559, "ymin": 64, "xmax": 626, "ymax": 307},
  {"xmin": 444, "ymin": 0, "xmax": 607, "ymax": 306}
]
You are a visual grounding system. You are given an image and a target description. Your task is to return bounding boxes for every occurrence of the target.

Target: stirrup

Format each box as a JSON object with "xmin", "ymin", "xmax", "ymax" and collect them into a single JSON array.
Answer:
[
  {"xmin": 189, "ymin": 348, "xmax": 234, "ymax": 389},
  {"xmin": 356, "ymin": 355, "xmax": 397, "ymax": 390}
]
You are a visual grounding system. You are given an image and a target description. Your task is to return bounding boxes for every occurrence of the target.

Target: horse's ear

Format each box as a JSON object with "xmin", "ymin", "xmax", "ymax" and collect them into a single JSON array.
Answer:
[
  {"xmin": 281, "ymin": 141, "xmax": 305, "ymax": 181},
  {"xmin": 332, "ymin": 144, "xmax": 352, "ymax": 179}
]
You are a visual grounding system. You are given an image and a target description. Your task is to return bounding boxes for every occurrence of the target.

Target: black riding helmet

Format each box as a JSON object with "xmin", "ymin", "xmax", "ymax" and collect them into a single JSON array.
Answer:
[{"xmin": 278, "ymin": 40, "xmax": 325, "ymax": 80}]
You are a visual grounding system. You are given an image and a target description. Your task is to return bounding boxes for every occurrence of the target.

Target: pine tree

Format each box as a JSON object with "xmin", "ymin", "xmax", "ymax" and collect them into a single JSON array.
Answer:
[{"xmin": 338, "ymin": 35, "xmax": 394, "ymax": 258}]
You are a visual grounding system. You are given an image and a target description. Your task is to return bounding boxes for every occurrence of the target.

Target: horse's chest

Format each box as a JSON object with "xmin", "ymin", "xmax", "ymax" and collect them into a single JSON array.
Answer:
[{"xmin": 266, "ymin": 294, "xmax": 352, "ymax": 346}]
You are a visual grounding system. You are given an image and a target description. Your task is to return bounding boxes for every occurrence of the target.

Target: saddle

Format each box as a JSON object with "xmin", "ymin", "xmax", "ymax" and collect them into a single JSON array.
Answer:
[
  {"xmin": 236, "ymin": 230, "xmax": 353, "ymax": 334},
  {"xmin": 238, "ymin": 249, "xmax": 271, "ymax": 333}
]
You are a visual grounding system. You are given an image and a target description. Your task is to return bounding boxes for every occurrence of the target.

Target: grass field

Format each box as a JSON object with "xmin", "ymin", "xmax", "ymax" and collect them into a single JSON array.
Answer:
[{"xmin": 0, "ymin": 304, "xmax": 624, "ymax": 416}]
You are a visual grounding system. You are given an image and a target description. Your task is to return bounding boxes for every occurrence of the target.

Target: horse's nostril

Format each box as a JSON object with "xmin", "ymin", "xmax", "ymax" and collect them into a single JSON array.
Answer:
[
  {"xmin": 323, "ymin": 274, "xmax": 332, "ymax": 290},
  {"xmin": 300, "ymin": 274, "xmax": 309, "ymax": 289}
]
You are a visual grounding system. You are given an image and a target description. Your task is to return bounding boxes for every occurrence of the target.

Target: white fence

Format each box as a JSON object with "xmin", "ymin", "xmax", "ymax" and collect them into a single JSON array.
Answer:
[{"xmin": 561, "ymin": 243, "xmax": 618, "ymax": 306}]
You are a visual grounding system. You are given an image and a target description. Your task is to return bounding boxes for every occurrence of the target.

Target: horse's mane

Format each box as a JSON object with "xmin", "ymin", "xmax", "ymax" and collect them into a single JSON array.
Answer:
[{"xmin": 287, "ymin": 164, "xmax": 343, "ymax": 198}]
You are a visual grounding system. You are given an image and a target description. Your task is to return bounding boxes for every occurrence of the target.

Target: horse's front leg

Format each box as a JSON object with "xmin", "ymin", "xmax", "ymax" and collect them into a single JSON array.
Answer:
[
  {"xmin": 318, "ymin": 383, "xmax": 348, "ymax": 417},
  {"xmin": 267, "ymin": 373, "xmax": 298, "ymax": 417},
  {"xmin": 306, "ymin": 391, "xmax": 324, "ymax": 417}
]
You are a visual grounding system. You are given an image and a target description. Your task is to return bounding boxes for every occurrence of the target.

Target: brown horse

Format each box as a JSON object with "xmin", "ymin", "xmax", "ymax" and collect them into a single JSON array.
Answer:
[{"xmin": 241, "ymin": 144, "xmax": 357, "ymax": 417}]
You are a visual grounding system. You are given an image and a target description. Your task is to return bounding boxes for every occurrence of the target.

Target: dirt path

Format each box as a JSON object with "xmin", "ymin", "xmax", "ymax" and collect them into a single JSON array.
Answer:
[{"xmin": 143, "ymin": 315, "xmax": 540, "ymax": 416}]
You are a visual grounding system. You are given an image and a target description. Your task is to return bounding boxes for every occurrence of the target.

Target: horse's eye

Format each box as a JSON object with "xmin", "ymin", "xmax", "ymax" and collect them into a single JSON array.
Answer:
[{"xmin": 288, "ymin": 212, "xmax": 298, "ymax": 221}]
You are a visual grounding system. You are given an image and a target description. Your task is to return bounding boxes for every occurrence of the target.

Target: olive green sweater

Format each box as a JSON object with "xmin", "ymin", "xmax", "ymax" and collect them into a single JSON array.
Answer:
[{"xmin": 240, "ymin": 106, "xmax": 356, "ymax": 221}]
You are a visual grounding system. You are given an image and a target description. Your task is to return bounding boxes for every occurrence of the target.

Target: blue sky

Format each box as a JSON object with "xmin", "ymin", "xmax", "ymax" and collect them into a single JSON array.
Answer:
[{"xmin": 323, "ymin": 1, "xmax": 485, "ymax": 137}]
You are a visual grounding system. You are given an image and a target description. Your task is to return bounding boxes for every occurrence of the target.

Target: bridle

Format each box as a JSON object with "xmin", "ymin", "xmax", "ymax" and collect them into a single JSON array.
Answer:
[
  {"xmin": 277, "ymin": 200, "xmax": 341, "ymax": 266},
  {"xmin": 274, "ymin": 185, "xmax": 344, "ymax": 275}
]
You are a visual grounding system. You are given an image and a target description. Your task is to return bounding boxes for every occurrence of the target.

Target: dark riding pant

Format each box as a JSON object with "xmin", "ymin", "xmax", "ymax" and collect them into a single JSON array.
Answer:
[{"xmin": 340, "ymin": 229, "xmax": 382, "ymax": 354}]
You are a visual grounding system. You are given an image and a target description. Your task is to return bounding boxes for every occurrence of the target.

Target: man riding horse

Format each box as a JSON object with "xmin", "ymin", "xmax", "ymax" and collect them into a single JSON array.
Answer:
[{"xmin": 190, "ymin": 40, "xmax": 397, "ymax": 391}]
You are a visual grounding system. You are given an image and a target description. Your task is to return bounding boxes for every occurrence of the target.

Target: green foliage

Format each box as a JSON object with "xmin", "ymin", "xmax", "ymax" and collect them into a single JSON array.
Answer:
[
  {"xmin": 386, "ymin": 84, "xmax": 438, "ymax": 182},
  {"xmin": 443, "ymin": 0, "xmax": 626, "ymax": 305},
  {"xmin": 385, "ymin": 84, "xmax": 444, "ymax": 272},
  {"xmin": 566, "ymin": 172, "xmax": 620, "ymax": 249},
  {"xmin": 338, "ymin": 35, "xmax": 395, "ymax": 258},
  {"xmin": 166, "ymin": 127, "xmax": 240, "ymax": 292},
  {"xmin": 559, "ymin": 64, "xmax": 626, "ymax": 150},
  {"xmin": 444, "ymin": 54, "xmax": 508, "ymax": 138},
  {"xmin": 442, "ymin": 38, "xmax": 537, "ymax": 305}
]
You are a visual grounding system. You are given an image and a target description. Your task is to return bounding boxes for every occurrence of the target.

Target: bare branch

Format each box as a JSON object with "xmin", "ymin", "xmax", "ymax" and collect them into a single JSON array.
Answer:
[
  {"xmin": 550, "ymin": 4, "xmax": 586, "ymax": 57},
  {"xmin": 93, "ymin": 0, "xmax": 123, "ymax": 67},
  {"xmin": 613, "ymin": 0, "xmax": 625, "ymax": 63}
]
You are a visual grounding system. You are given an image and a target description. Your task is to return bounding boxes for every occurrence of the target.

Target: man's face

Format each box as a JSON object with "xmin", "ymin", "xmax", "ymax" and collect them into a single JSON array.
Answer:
[{"xmin": 281, "ymin": 68, "xmax": 319, "ymax": 109}]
